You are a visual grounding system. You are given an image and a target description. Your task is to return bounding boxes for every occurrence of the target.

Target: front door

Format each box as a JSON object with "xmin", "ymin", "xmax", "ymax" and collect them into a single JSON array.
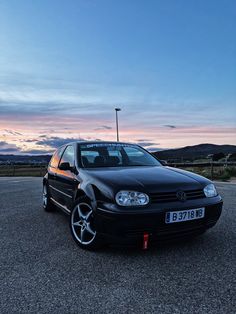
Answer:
[
  {"xmin": 47, "ymin": 146, "xmax": 65, "ymax": 200},
  {"xmin": 54, "ymin": 145, "xmax": 78, "ymax": 211}
]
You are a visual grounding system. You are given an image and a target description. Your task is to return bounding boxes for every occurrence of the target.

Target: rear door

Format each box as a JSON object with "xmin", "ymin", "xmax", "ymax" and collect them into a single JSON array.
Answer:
[{"xmin": 54, "ymin": 145, "xmax": 78, "ymax": 210}]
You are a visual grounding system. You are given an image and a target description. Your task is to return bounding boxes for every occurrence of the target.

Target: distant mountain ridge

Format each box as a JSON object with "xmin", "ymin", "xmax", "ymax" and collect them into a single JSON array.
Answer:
[
  {"xmin": 0, "ymin": 154, "xmax": 51, "ymax": 164},
  {"xmin": 0, "ymin": 143, "xmax": 236, "ymax": 164},
  {"xmin": 153, "ymin": 143, "xmax": 236, "ymax": 161}
]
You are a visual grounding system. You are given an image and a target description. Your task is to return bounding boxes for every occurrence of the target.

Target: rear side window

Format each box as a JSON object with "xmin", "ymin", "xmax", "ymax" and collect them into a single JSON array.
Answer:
[
  {"xmin": 59, "ymin": 145, "xmax": 75, "ymax": 168},
  {"xmin": 50, "ymin": 147, "xmax": 65, "ymax": 168}
]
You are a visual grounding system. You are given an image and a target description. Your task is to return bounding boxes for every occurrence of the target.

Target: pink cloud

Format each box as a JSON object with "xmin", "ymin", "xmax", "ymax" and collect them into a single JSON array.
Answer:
[{"xmin": 1, "ymin": 110, "xmax": 236, "ymax": 152}]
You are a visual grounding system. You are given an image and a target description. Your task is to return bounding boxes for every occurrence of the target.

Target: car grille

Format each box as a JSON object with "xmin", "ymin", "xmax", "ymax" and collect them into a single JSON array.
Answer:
[{"xmin": 150, "ymin": 189, "xmax": 205, "ymax": 203}]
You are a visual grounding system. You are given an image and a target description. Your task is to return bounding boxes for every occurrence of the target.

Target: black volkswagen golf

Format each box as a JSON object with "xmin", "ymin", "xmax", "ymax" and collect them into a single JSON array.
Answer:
[{"xmin": 43, "ymin": 141, "xmax": 223, "ymax": 250}]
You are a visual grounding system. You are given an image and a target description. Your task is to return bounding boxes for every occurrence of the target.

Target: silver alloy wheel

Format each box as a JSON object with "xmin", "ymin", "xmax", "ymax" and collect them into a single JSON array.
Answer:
[
  {"xmin": 43, "ymin": 185, "xmax": 48, "ymax": 208},
  {"xmin": 71, "ymin": 202, "xmax": 96, "ymax": 245}
]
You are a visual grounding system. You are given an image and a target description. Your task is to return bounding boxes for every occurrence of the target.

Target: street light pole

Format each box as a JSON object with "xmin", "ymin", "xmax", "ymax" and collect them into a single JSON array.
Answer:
[{"xmin": 115, "ymin": 108, "xmax": 121, "ymax": 142}]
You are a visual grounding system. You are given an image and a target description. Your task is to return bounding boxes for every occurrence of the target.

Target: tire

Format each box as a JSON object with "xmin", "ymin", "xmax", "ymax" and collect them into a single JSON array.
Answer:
[
  {"xmin": 70, "ymin": 197, "xmax": 103, "ymax": 250},
  {"xmin": 43, "ymin": 183, "xmax": 56, "ymax": 212}
]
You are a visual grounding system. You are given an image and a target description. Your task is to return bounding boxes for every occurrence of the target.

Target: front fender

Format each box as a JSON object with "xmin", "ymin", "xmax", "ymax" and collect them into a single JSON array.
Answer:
[{"xmin": 77, "ymin": 182, "xmax": 114, "ymax": 211}]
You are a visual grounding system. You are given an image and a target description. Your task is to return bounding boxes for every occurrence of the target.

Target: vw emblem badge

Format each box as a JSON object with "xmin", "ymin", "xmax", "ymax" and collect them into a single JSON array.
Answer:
[{"xmin": 176, "ymin": 191, "xmax": 186, "ymax": 202}]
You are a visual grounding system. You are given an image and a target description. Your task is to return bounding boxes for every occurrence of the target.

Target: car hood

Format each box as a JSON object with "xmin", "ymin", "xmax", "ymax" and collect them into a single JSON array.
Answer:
[{"xmin": 82, "ymin": 166, "xmax": 210, "ymax": 193}]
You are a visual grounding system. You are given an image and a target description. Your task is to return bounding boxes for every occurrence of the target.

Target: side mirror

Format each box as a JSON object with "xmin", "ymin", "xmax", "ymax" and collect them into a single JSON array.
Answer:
[{"xmin": 59, "ymin": 162, "xmax": 71, "ymax": 171}]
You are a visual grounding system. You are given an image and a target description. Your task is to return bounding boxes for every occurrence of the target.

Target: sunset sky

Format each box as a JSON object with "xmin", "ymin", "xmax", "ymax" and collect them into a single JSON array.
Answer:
[{"xmin": 0, "ymin": 0, "xmax": 236, "ymax": 154}]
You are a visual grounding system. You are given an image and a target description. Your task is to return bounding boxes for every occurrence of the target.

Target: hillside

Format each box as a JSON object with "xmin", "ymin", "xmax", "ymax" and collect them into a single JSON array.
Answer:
[
  {"xmin": 0, "ymin": 154, "xmax": 51, "ymax": 164},
  {"xmin": 153, "ymin": 144, "xmax": 236, "ymax": 161},
  {"xmin": 1, "ymin": 143, "xmax": 236, "ymax": 164}
]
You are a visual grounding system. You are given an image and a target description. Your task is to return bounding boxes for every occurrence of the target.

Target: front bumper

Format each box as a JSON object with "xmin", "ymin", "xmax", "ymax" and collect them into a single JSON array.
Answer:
[{"xmin": 95, "ymin": 195, "xmax": 223, "ymax": 245}]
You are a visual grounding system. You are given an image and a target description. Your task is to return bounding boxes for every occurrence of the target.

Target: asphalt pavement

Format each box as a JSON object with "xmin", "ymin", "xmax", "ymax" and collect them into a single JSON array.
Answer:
[{"xmin": 0, "ymin": 177, "xmax": 235, "ymax": 314}]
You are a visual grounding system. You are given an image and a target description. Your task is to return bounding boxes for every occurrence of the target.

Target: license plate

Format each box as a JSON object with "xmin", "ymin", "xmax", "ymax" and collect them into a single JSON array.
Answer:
[{"xmin": 165, "ymin": 208, "xmax": 205, "ymax": 224}]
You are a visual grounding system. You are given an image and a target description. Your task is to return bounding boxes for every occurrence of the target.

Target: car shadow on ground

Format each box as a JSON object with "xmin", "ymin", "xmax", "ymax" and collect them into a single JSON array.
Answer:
[{"xmin": 107, "ymin": 234, "xmax": 205, "ymax": 254}]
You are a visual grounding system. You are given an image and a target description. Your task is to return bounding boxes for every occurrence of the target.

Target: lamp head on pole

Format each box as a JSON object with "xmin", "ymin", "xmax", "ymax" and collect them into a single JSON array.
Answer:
[{"xmin": 115, "ymin": 108, "xmax": 121, "ymax": 112}]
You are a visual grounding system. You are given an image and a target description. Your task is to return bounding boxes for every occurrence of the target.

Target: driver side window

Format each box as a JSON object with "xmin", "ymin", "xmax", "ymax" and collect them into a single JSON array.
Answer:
[
  {"xmin": 59, "ymin": 145, "xmax": 75, "ymax": 168},
  {"xmin": 50, "ymin": 147, "xmax": 65, "ymax": 168}
]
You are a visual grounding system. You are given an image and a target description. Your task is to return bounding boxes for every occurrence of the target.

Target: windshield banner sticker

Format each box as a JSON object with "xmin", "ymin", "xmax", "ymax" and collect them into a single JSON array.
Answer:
[{"xmin": 81, "ymin": 143, "xmax": 136, "ymax": 149}]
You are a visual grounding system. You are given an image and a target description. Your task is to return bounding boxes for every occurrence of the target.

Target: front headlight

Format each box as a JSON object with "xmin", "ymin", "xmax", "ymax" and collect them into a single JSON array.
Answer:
[
  {"xmin": 115, "ymin": 191, "xmax": 149, "ymax": 206},
  {"xmin": 204, "ymin": 184, "xmax": 217, "ymax": 197}
]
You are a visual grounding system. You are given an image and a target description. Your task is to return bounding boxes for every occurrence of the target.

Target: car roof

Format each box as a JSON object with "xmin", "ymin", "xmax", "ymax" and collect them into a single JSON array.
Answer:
[
  {"xmin": 57, "ymin": 141, "xmax": 138, "ymax": 150},
  {"xmin": 77, "ymin": 141, "xmax": 137, "ymax": 146}
]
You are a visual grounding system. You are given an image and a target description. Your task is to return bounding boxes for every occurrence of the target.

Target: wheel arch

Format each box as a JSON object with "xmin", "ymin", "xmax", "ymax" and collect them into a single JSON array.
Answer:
[
  {"xmin": 75, "ymin": 184, "xmax": 102, "ymax": 210},
  {"xmin": 75, "ymin": 188, "xmax": 87, "ymax": 200}
]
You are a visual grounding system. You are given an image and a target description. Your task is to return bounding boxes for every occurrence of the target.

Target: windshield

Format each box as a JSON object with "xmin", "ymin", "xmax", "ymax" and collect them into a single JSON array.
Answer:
[{"xmin": 79, "ymin": 143, "xmax": 161, "ymax": 168}]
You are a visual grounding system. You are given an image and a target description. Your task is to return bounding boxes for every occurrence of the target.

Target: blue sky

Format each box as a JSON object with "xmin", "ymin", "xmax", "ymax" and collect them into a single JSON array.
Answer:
[{"xmin": 0, "ymin": 0, "xmax": 235, "ymax": 154}]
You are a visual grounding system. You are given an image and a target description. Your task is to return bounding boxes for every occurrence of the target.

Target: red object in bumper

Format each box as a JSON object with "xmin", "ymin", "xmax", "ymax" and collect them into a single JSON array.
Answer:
[{"xmin": 143, "ymin": 233, "xmax": 149, "ymax": 250}]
